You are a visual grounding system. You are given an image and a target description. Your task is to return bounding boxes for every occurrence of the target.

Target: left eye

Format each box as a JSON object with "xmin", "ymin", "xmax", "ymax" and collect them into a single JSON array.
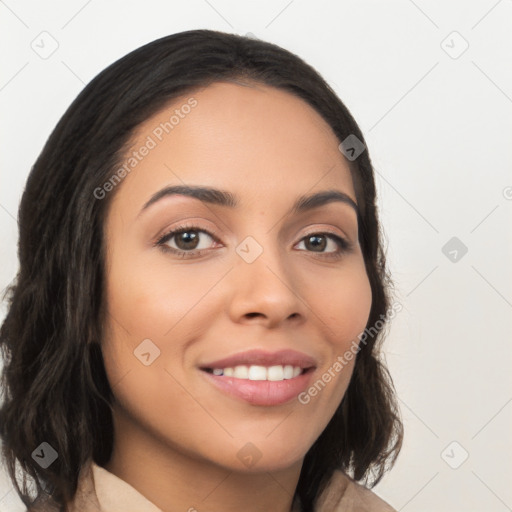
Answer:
[{"xmin": 295, "ymin": 233, "xmax": 345, "ymax": 253}]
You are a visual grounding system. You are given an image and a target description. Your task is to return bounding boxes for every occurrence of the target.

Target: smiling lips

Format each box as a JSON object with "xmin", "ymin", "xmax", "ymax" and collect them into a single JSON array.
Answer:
[
  {"xmin": 200, "ymin": 348, "xmax": 317, "ymax": 370},
  {"xmin": 199, "ymin": 348, "xmax": 317, "ymax": 406}
]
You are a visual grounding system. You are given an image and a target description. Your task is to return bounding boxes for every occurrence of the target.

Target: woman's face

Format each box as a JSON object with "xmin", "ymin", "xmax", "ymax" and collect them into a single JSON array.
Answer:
[{"xmin": 101, "ymin": 82, "xmax": 372, "ymax": 473}]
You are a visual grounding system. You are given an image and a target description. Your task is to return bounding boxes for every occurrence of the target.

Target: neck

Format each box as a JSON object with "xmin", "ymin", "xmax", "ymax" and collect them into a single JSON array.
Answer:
[{"xmin": 103, "ymin": 409, "xmax": 303, "ymax": 512}]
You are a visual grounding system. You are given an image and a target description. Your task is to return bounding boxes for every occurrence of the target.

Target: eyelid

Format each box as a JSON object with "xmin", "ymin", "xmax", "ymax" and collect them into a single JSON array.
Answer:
[
  {"xmin": 300, "ymin": 223, "xmax": 351, "ymax": 242},
  {"xmin": 153, "ymin": 220, "xmax": 221, "ymax": 245}
]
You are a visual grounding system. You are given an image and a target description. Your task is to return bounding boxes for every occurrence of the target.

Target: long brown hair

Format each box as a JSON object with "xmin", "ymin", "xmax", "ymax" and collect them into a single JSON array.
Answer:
[{"xmin": 0, "ymin": 29, "xmax": 402, "ymax": 511}]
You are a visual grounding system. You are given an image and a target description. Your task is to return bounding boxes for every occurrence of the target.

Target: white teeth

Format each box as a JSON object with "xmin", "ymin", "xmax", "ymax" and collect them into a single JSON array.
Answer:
[
  {"xmin": 233, "ymin": 365, "xmax": 249, "ymax": 379},
  {"xmin": 248, "ymin": 365, "xmax": 267, "ymax": 380},
  {"xmin": 283, "ymin": 365, "xmax": 294, "ymax": 379},
  {"xmin": 267, "ymin": 365, "xmax": 284, "ymax": 381},
  {"xmin": 210, "ymin": 364, "xmax": 304, "ymax": 381}
]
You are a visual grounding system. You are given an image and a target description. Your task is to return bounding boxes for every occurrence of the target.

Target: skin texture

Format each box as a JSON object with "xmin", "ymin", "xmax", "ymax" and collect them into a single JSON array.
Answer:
[{"xmin": 101, "ymin": 82, "xmax": 373, "ymax": 512}]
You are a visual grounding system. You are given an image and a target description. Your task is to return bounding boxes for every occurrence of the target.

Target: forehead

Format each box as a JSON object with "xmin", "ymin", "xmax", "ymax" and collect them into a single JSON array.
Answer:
[{"xmin": 112, "ymin": 81, "xmax": 355, "ymax": 215}]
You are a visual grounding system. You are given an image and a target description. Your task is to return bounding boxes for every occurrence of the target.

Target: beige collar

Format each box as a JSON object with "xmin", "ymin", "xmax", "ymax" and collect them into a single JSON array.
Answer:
[{"xmin": 65, "ymin": 460, "xmax": 395, "ymax": 512}]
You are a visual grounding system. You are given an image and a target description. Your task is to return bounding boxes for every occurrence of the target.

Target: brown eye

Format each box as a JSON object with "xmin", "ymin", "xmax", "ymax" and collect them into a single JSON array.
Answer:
[
  {"xmin": 172, "ymin": 230, "xmax": 201, "ymax": 250},
  {"xmin": 156, "ymin": 225, "xmax": 219, "ymax": 257},
  {"xmin": 296, "ymin": 232, "xmax": 350, "ymax": 256},
  {"xmin": 304, "ymin": 234, "xmax": 328, "ymax": 252}
]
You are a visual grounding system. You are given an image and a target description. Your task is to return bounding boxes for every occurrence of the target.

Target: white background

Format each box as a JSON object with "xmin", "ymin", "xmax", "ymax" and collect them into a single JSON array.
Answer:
[{"xmin": 1, "ymin": 1, "xmax": 511, "ymax": 511}]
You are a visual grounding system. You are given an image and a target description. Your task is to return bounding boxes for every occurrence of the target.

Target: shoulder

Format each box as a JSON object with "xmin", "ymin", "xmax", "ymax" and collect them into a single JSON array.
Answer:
[
  {"xmin": 315, "ymin": 469, "xmax": 396, "ymax": 512},
  {"xmin": 26, "ymin": 459, "xmax": 99, "ymax": 512}
]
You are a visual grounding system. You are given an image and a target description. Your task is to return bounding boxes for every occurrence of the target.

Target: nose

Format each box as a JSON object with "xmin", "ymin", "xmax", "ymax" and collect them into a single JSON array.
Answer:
[{"xmin": 226, "ymin": 240, "xmax": 306, "ymax": 329}]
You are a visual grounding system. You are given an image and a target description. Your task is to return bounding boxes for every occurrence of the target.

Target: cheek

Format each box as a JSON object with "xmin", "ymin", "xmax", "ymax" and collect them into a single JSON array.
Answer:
[
  {"xmin": 311, "ymin": 260, "xmax": 373, "ymax": 350},
  {"xmin": 300, "ymin": 260, "xmax": 372, "ymax": 410},
  {"xmin": 101, "ymin": 251, "xmax": 227, "ymax": 395},
  {"xmin": 101, "ymin": 345, "xmax": 202, "ymax": 454},
  {"xmin": 100, "ymin": 261, "xmax": 201, "ymax": 430},
  {"xmin": 104, "ymin": 250, "xmax": 215, "ymax": 339}
]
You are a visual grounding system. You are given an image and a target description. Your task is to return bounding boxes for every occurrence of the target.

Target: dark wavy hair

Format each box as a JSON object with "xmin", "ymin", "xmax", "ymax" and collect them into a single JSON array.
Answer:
[{"xmin": 0, "ymin": 29, "xmax": 402, "ymax": 511}]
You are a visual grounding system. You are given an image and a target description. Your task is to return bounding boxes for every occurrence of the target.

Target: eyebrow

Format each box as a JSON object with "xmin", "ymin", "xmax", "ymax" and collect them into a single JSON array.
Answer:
[{"xmin": 139, "ymin": 185, "xmax": 359, "ymax": 218}]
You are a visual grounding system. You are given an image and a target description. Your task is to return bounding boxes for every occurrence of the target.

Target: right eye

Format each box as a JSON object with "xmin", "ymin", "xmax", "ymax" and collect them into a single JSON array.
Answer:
[{"xmin": 155, "ymin": 224, "xmax": 221, "ymax": 258}]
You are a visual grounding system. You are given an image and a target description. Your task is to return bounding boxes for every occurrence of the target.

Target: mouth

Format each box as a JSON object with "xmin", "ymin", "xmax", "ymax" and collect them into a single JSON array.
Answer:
[{"xmin": 198, "ymin": 348, "xmax": 317, "ymax": 406}]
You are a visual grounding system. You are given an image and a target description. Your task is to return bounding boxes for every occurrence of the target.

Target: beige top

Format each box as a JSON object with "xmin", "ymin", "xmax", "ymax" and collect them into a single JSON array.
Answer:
[{"xmin": 30, "ymin": 460, "xmax": 396, "ymax": 511}]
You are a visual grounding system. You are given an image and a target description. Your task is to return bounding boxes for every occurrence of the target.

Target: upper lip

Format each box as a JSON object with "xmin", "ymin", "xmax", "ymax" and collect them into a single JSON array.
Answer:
[{"xmin": 199, "ymin": 349, "xmax": 317, "ymax": 370}]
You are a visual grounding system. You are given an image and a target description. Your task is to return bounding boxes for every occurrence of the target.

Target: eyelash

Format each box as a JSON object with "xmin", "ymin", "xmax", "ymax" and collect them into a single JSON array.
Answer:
[{"xmin": 154, "ymin": 223, "xmax": 353, "ymax": 260}]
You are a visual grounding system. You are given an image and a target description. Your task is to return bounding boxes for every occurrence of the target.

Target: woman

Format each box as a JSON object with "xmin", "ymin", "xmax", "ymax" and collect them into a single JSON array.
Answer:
[{"xmin": 0, "ymin": 29, "xmax": 402, "ymax": 511}]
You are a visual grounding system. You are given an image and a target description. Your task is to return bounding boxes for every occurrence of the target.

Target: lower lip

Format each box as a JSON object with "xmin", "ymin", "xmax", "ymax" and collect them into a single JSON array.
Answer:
[{"xmin": 199, "ymin": 368, "xmax": 315, "ymax": 406}]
